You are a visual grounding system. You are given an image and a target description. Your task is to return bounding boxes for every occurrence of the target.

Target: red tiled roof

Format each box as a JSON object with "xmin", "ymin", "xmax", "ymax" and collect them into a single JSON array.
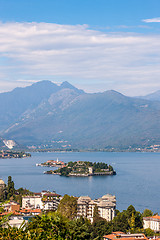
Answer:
[
  {"xmin": 43, "ymin": 193, "xmax": 60, "ymax": 197},
  {"xmin": 103, "ymin": 232, "xmax": 148, "ymax": 240},
  {"xmin": 0, "ymin": 211, "xmax": 21, "ymax": 216},
  {"xmin": 20, "ymin": 209, "xmax": 41, "ymax": 213},
  {"xmin": 144, "ymin": 215, "xmax": 160, "ymax": 220}
]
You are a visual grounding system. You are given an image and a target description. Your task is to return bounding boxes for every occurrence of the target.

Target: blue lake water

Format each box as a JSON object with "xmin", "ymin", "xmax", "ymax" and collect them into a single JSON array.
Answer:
[{"xmin": 0, "ymin": 151, "xmax": 159, "ymax": 213}]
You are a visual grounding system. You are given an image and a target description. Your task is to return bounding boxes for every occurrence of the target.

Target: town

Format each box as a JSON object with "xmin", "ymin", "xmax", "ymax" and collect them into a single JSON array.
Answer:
[
  {"xmin": 0, "ymin": 150, "xmax": 31, "ymax": 159},
  {"xmin": 0, "ymin": 177, "xmax": 160, "ymax": 239}
]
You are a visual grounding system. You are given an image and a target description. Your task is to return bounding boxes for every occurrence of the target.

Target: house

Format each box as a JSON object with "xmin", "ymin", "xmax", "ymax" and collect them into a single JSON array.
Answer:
[
  {"xmin": 103, "ymin": 232, "xmax": 148, "ymax": 240},
  {"xmin": 77, "ymin": 194, "xmax": 116, "ymax": 222},
  {"xmin": 2, "ymin": 201, "xmax": 20, "ymax": 212},
  {"xmin": 143, "ymin": 216, "xmax": 160, "ymax": 232}
]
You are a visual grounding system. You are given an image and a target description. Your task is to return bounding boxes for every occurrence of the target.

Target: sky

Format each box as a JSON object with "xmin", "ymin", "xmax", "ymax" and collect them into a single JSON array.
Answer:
[{"xmin": 0, "ymin": 0, "xmax": 160, "ymax": 96}]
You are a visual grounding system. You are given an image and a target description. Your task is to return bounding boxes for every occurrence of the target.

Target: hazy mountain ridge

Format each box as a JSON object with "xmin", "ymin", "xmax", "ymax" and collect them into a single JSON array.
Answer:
[
  {"xmin": 138, "ymin": 90, "xmax": 160, "ymax": 102},
  {"xmin": 1, "ymin": 81, "xmax": 160, "ymax": 149}
]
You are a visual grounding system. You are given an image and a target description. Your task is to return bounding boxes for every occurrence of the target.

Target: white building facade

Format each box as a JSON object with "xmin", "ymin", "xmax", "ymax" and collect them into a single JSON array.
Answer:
[
  {"xmin": 22, "ymin": 191, "xmax": 61, "ymax": 211},
  {"xmin": 77, "ymin": 194, "xmax": 116, "ymax": 222},
  {"xmin": 143, "ymin": 216, "xmax": 160, "ymax": 232}
]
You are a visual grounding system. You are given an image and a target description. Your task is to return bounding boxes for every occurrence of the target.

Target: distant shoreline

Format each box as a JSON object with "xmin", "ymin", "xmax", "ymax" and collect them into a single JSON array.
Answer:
[{"xmin": 29, "ymin": 148, "xmax": 160, "ymax": 153}]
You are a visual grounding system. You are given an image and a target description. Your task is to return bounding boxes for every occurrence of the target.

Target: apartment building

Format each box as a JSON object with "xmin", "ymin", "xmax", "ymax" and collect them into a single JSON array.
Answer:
[
  {"xmin": 77, "ymin": 194, "xmax": 116, "ymax": 222},
  {"xmin": 22, "ymin": 191, "xmax": 61, "ymax": 211}
]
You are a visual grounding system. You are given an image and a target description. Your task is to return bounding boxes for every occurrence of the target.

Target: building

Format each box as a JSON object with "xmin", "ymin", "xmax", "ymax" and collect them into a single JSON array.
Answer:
[
  {"xmin": 0, "ymin": 179, "xmax": 5, "ymax": 190},
  {"xmin": 2, "ymin": 201, "xmax": 20, "ymax": 212},
  {"xmin": 103, "ymin": 232, "xmax": 148, "ymax": 240},
  {"xmin": 22, "ymin": 191, "xmax": 61, "ymax": 211},
  {"xmin": 77, "ymin": 194, "xmax": 116, "ymax": 222},
  {"xmin": 143, "ymin": 216, "xmax": 160, "ymax": 232},
  {"xmin": 42, "ymin": 193, "xmax": 61, "ymax": 211},
  {"xmin": 2, "ymin": 215, "xmax": 28, "ymax": 229},
  {"xmin": 22, "ymin": 194, "xmax": 42, "ymax": 209}
]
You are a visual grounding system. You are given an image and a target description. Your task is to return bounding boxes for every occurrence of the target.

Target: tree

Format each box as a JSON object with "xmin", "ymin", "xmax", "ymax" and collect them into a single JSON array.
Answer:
[
  {"xmin": 142, "ymin": 209, "xmax": 153, "ymax": 217},
  {"xmin": 128, "ymin": 212, "xmax": 135, "ymax": 232},
  {"xmin": 112, "ymin": 211, "xmax": 129, "ymax": 232},
  {"xmin": 0, "ymin": 188, "xmax": 6, "ymax": 202},
  {"xmin": 93, "ymin": 204, "xmax": 100, "ymax": 222},
  {"xmin": 7, "ymin": 176, "xmax": 15, "ymax": 200},
  {"xmin": 126, "ymin": 205, "xmax": 136, "ymax": 218},
  {"xmin": 109, "ymin": 165, "xmax": 113, "ymax": 171},
  {"xmin": 69, "ymin": 217, "xmax": 92, "ymax": 240},
  {"xmin": 26, "ymin": 213, "xmax": 71, "ymax": 239},
  {"xmin": 144, "ymin": 228, "xmax": 155, "ymax": 237},
  {"xmin": 92, "ymin": 217, "xmax": 112, "ymax": 240},
  {"xmin": 58, "ymin": 194, "xmax": 77, "ymax": 220}
]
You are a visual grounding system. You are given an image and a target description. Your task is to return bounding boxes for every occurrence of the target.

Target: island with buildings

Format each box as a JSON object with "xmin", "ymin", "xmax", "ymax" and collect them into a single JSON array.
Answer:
[
  {"xmin": 36, "ymin": 158, "xmax": 65, "ymax": 167},
  {"xmin": 41, "ymin": 160, "xmax": 116, "ymax": 176}
]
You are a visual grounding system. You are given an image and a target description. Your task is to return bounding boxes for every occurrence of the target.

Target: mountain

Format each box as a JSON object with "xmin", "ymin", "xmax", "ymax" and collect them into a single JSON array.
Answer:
[
  {"xmin": 1, "ymin": 81, "xmax": 160, "ymax": 149},
  {"xmin": 0, "ymin": 80, "xmax": 81, "ymax": 131},
  {"xmin": 139, "ymin": 90, "xmax": 160, "ymax": 101}
]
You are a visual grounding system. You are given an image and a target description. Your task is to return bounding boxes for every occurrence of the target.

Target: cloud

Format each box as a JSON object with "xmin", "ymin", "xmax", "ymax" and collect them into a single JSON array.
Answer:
[
  {"xmin": 142, "ymin": 17, "xmax": 160, "ymax": 23},
  {"xmin": 0, "ymin": 22, "xmax": 160, "ymax": 96}
]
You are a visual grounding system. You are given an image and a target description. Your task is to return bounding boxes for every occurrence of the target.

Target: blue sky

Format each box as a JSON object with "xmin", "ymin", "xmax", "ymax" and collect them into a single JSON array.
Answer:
[
  {"xmin": 0, "ymin": 0, "xmax": 160, "ymax": 32},
  {"xmin": 0, "ymin": 0, "xmax": 160, "ymax": 95}
]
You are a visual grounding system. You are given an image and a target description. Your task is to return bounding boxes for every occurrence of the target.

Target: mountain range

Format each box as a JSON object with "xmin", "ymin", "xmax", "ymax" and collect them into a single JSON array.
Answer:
[{"xmin": 1, "ymin": 80, "xmax": 160, "ymax": 149}]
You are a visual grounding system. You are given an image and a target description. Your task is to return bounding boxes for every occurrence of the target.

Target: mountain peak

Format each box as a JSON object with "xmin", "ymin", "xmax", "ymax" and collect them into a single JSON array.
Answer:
[{"xmin": 60, "ymin": 81, "xmax": 84, "ymax": 94}]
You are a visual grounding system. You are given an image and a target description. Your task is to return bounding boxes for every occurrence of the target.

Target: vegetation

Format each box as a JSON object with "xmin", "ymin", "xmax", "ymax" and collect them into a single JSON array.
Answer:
[
  {"xmin": 53, "ymin": 161, "xmax": 115, "ymax": 176},
  {"xmin": 57, "ymin": 194, "xmax": 77, "ymax": 220},
  {"xmin": 0, "ymin": 176, "xmax": 33, "ymax": 206}
]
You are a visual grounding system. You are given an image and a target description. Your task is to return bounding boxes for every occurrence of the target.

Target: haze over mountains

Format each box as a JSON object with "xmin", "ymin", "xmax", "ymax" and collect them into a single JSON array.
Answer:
[{"xmin": 1, "ymin": 80, "xmax": 160, "ymax": 149}]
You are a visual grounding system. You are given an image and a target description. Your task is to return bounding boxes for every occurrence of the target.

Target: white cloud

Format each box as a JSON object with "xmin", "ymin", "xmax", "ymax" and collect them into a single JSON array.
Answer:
[
  {"xmin": 142, "ymin": 17, "xmax": 160, "ymax": 23},
  {"xmin": 0, "ymin": 22, "xmax": 160, "ymax": 95}
]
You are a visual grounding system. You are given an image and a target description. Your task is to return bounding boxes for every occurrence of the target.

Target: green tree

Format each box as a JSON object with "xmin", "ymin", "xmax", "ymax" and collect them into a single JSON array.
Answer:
[
  {"xmin": 69, "ymin": 217, "xmax": 92, "ymax": 240},
  {"xmin": 112, "ymin": 211, "xmax": 129, "ymax": 232},
  {"xmin": 109, "ymin": 165, "xmax": 113, "ymax": 171},
  {"xmin": 144, "ymin": 228, "xmax": 155, "ymax": 237},
  {"xmin": 26, "ymin": 213, "xmax": 71, "ymax": 239},
  {"xmin": 128, "ymin": 212, "xmax": 136, "ymax": 232},
  {"xmin": 126, "ymin": 205, "xmax": 136, "ymax": 218},
  {"xmin": 58, "ymin": 194, "xmax": 77, "ymax": 220},
  {"xmin": 0, "ymin": 187, "xmax": 6, "ymax": 202},
  {"xmin": 142, "ymin": 209, "xmax": 153, "ymax": 217},
  {"xmin": 93, "ymin": 205, "xmax": 100, "ymax": 222},
  {"xmin": 91, "ymin": 217, "xmax": 112, "ymax": 240},
  {"xmin": 7, "ymin": 176, "xmax": 15, "ymax": 200}
]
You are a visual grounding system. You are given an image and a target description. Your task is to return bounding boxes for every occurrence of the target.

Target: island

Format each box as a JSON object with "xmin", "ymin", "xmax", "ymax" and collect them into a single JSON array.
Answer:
[
  {"xmin": 41, "ymin": 160, "xmax": 116, "ymax": 176},
  {"xmin": 36, "ymin": 158, "xmax": 65, "ymax": 167}
]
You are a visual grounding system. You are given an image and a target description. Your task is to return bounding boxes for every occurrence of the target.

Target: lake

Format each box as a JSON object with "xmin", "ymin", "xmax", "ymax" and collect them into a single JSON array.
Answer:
[{"xmin": 0, "ymin": 151, "xmax": 159, "ymax": 213}]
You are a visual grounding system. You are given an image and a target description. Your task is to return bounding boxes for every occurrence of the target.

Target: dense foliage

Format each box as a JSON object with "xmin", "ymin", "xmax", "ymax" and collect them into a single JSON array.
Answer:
[
  {"xmin": 54, "ymin": 161, "xmax": 114, "ymax": 176},
  {"xmin": 57, "ymin": 194, "xmax": 77, "ymax": 220}
]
